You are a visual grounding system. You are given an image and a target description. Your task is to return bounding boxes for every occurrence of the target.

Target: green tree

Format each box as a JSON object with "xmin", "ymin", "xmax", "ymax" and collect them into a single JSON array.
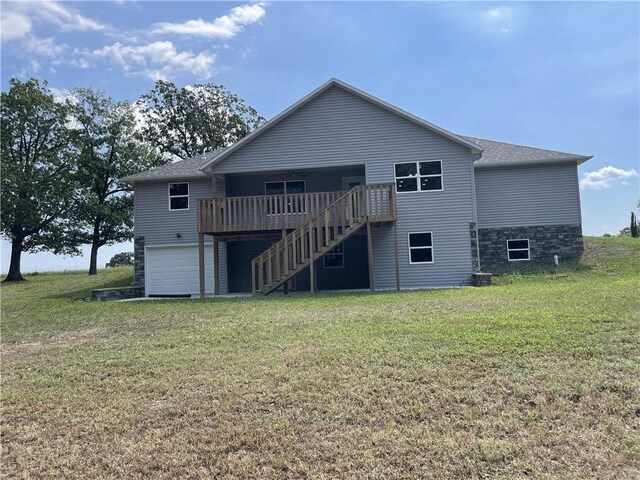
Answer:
[
  {"xmin": 1, "ymin": 79, "xmax": 79, "ymax": 282},
  {"xmin": 106, "ymin": 252, "xmax": 133, "ymax": 268},
  {"xmin": 70, "ymin": 88, "xmax": 164, "ymax": 275},
  {"xmin": 136, "ymin": 80, "xmax": 265, "ymax": 160},
  {"xmin": 618, "ymin": 226, "xmax": 631, "ymax": 237}
]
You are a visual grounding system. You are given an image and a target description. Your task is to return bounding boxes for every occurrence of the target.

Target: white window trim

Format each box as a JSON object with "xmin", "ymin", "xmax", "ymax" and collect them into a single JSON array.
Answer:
[
  {"xmin": 323, "ymin": 243, "xmax": 345, "ymax": 269},
  {"xmin": 168, "ymin": 182, "xmax": 189, "ymax": 211},
  {"xmin": 407, "ymin": 231, "xmax": 434, "ymax": 264},
  {"xmin": 394, "ymin": 161, "xmax": 444, "ymax": 194},
  {"xmin": 507, "ymin": 239, "xmax": 530, "ymax": 262}
]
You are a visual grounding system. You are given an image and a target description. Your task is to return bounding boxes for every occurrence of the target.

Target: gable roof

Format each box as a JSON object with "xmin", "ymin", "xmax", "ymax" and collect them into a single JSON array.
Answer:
[
  {"xmin": 200, "ymin": 78, "xmax": 484, "ymax": 172},
  {"xmin": 464, "ymin": 136, "xmax": 592, "ymax": 168},
  {"xmin": 120, "ymin": 80, "xmax": 592, "ymax": 183},
  {"xmin": 120, "ymin": 148, "xmax": 228, "ymax": 184}
]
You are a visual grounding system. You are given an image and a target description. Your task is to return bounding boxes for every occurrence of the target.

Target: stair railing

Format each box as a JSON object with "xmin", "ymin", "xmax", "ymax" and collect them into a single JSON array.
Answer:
[{"xmin": 251, "ymin": 184, "xmax": 394, "ymax": 294}]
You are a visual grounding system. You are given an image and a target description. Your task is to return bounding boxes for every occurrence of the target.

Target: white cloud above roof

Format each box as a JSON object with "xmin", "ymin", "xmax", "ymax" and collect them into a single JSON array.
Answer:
[
  {"xmin": 90, "ymin": 41, "xmax": 217, "ymax": 80},
  {"xmin": 152, "ymin": 3, "xmax": 266, "ymax": 39},
  {"xmin": 580, "ymin": 166, "xmax": 638, "ymax": 190}
]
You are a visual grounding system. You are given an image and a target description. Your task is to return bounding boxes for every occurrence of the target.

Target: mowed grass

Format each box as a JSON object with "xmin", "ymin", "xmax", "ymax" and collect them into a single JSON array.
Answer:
[{"xmin": 1, "ymin": 237, "xmax": 639, "ymax": 479}]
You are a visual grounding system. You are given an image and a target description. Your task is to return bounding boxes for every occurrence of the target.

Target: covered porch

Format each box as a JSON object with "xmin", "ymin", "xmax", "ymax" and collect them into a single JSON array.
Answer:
[{"xmin": 195, "ymin": 165, "xmax": 399, "ymax": 297}]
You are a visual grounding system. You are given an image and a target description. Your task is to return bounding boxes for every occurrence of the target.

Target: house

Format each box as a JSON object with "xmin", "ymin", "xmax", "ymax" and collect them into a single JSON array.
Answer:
[{"xmin": 121, "ymin": 78, "xmax": 591, "ymax": 298}]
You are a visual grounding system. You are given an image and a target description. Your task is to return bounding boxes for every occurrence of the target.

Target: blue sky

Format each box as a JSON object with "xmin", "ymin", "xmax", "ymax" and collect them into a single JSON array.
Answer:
[{"xmin": 1, "ymin": 1, "xmax": 639, "ymax": 273}]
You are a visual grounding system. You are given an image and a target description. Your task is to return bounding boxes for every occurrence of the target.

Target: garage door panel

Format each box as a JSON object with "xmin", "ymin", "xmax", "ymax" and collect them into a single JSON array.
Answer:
[{"xmin": 146, "ymin": 245, "xmax": 215, "ymax": 296}]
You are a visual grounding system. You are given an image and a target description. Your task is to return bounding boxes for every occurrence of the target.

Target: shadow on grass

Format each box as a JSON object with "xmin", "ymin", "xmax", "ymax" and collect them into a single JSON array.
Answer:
[{"xmin": 46, "ymin": 274, "xmax": 134, "ymax": 301}]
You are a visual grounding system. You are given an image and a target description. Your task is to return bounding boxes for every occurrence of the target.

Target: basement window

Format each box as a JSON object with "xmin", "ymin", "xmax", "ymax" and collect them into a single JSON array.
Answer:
[
  {"xmin": 394, "ymin": 161, "xmax": 443, "ymax": 193},
  {"xmin": 408, "ymin": 232, "xmax": 434, "ymax": 264},
  {"xmin": 323, "ymin": 243, "xmax": 344, "ymax": 269},
  {"xmin": 168, "ymin": 183, "xmax": 189, "ymax": 210},
  {"xmin": 507, "ymin": 239, "xmax": 530, "ymax": 261}
]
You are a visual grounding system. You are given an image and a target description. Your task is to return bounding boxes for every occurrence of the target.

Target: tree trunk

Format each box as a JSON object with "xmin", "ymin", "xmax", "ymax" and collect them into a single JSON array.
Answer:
[
  {"xmin": 88, "ymin": 218, "xmax": 102, "ymax": 275},
  {"xmin": 4, "ymin": 239, "xmax": 25, "ymax": 282},
  {"xmin": 88, "ymin": 242, "xmax": 100, "ymax": 275}
]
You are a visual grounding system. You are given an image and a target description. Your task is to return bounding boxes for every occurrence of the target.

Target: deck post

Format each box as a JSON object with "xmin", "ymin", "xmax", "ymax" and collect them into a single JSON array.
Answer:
[
  {"xmin": 393, "ymin": 220, "xmax": 400, "ymax": 291},
  {"xmin": 282, "ymin": 229, "xmax": 289, "ymax": 294},
  {"xmin": 213, "ymin": 240, "xmax": 220, "ymax": 295},
  {"xmin": 309, "ymin": 224, "xmax": 316, "ymax": 293},
  {"xmin": 251, "ymin": 260, "xmax": 256, "ymax": 294},
  {"xmin": 198, "ymin": 233, "xmax": 205, "ymax": 299},
  {"xmin": 367, "ymin": 222, "xmax": 375, "ymax": 291}
]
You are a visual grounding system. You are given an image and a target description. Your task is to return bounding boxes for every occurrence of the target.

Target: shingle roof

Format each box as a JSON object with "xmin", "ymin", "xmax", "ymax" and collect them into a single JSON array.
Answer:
[
  {"xmin": 463, "ymin": 136, "xmax": 591, "ymax": 167},
  {"xmin": 121, "ymin": 135, "xmax": 590, "ymax": 183},
  {"xmin": 120, "ymin": 148, "xmax": 228, "ymax": 183}
]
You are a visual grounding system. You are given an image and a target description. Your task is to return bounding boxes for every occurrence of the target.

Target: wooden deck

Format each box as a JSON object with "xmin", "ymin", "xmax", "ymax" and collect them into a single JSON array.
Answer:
[{"xmin": 197, "ymin": 184, "xmax": 396, "ymax": 234}]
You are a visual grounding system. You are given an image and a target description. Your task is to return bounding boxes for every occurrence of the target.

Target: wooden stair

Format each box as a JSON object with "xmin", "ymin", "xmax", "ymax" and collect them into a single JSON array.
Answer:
[{"xmin": 251, "ymin": 184, "xmax": 395, "ymax": 295}]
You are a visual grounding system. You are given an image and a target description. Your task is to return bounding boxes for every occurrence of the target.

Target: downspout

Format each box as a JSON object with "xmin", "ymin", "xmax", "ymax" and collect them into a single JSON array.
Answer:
[{"xmin": 470, "ymin": 153, "xmax": 482, "ymax": 272}]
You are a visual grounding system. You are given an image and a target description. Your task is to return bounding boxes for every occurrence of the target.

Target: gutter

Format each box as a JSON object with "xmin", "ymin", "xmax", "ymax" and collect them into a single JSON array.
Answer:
[{"xmin": 474, "ymin": 156, "xmax": 593, "ymax": 169}]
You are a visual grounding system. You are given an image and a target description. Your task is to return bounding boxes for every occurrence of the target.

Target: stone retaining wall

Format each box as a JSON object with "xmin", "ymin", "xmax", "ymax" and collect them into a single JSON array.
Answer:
[{"xmin": 91, "ymin": 286, "xmax": 145, "ymax": 301}]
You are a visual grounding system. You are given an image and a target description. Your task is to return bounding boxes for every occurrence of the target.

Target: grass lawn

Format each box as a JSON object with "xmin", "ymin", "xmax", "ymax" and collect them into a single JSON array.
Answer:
[{"xmin": 2, "ymin": 237, "xmax": 639, "ymax": 479}]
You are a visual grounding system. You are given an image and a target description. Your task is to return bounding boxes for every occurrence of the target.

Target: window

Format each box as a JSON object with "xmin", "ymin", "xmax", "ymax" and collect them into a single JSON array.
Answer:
[
  {"xmin": 169, "ymin": 183, "xmax": 189, "ymax": 210},
  {"xmin": 408, "ymin": 232, "xmax": 434, "ymax": 264},
  {"xmin": 323, "ymin": 243, "xmax": 344, "ymax": 269},
  {"xmin": 265, "ymin": 180, "xmax": 306, "ymax": 196},
  {"xmin": 394, "ymin": 161, "xmax": 443, "ymax": 193},
  {"xmin": 265, "ymin": 180, "xmax": 306, "ymax": 214},
  {"xmin": 507, "ymin": 239, "xmax": 530, "ymax": 261}
]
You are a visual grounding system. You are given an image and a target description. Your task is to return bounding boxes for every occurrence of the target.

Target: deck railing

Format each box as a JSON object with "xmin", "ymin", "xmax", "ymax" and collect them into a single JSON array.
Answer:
[{"xmin": 198, "ymin": 191, "xmax": 347, "ymax": 233}]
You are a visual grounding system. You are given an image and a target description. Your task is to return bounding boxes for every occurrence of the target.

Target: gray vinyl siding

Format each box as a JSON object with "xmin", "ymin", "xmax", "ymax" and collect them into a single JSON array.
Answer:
[
  {"xmin": 475, "ymin": 163, "xmax": 582, "ymax": 228},
  {"xmin": 316, "ymin": 235, "xmax": 369, "ymax": 290},
  {"xmin": 134, "ymin": 177, "xmax": 212, "ymax": 245},
  {"xmin": 134, "ymin": 176, "xmax": 228, "ymax": 294},
  {"xmin": 214, "ymin": 85, "xmax": 477, "ymax": 289},
  {"xmin": 226, "ymin": 239, "xmax": 275, "ymax": 293},
  {"xmin": 226, "ymin": 235, "xmax": 369, "ymax": 292},
  {"xmin": 225, "ymin": 165, "xmax": 365, "ymax": 196}
]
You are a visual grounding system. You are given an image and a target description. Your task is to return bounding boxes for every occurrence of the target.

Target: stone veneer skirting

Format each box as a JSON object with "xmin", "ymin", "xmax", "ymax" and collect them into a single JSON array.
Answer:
[
  {"xmin": 478, "ymin": 224, "xmax": 583, "ymax": 268},
  {"xmin": 134, "ymin": 236, "xmax": 145, "ymax": 287},
  {"xmin": 469, "ymin": 222, "xmax": 479, "ymax": 271}
]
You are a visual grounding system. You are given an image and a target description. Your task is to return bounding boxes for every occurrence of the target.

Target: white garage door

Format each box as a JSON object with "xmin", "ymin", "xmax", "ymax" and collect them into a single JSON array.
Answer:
[{"xmin": 146, "ymin": 245, "xmax": 215, "ymax": 296}]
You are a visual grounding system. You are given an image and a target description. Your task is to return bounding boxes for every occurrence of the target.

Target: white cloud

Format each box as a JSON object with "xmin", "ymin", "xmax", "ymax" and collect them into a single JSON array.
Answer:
[
  {"xmin": 34, "ymin": 0, "xmax": 105, "ymax": 32},
  {"xmin": 69, "ymin": 58, "xmax": 91, "ymax": 69},
  {"xmin": 24, "ymin": 35, "xmax": 67, "ymax": 56},
  {"xmin": 0, "ymin": 0, "xmax": 105, "ymax": 43},
  {"xmin": 48, "ymin": 87, "xmax": 71, "ymax": 103},
  {"xmin": 580, "ymin": 166, "xmax": 638, "ymax": 190},
  {"xmin": 480, "ymin": 6, "xmax": 515, "ymax": 34},
  {"xmin": 30, "ymin": 59, "xmax": 42, "ymax": 73},
  {"xmin": 90, "ymin": 41, "xmax": 216, "ymax": 80},
  {"xmin": 152, "ymin": 3, "xmax": 266, "ymax": 39},
  {"xmin": 1, "ymin": 11, "xmax": 32, "ymax": 41}
]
